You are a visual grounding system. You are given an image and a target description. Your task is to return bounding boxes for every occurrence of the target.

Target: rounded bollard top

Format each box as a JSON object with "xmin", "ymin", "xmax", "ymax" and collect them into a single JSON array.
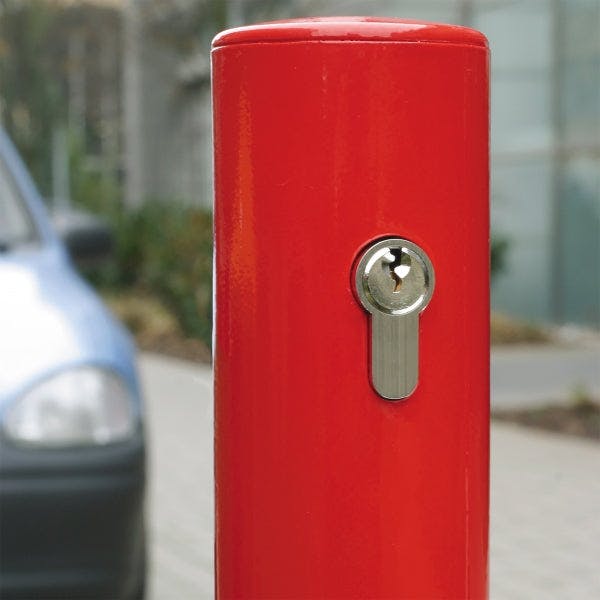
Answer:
[{"xmin": 212, "ymin": 16, "xmax": 488, "ymax": 49}]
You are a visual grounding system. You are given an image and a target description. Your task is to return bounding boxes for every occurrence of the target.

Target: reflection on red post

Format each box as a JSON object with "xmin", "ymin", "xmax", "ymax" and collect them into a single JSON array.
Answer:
[{"xmin": 213, "ymin": 17, "xmax": 489, "ymax": 600}]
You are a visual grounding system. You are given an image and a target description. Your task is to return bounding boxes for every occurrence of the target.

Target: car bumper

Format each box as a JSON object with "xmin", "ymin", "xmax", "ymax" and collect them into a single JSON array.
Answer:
[{"xmin": 0, "ymin": 431, "xmax": 146, "ymax": 600}]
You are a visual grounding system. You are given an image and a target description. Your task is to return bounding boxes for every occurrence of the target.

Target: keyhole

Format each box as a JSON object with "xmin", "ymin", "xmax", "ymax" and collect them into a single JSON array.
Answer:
[{"xmin": 387, "ymin": 249, "xmax": 412, "ymax": 293}]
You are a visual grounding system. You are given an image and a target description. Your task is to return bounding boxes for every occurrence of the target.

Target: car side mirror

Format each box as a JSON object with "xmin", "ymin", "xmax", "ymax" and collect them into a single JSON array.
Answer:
[{"xmin": 51, "ymin": 209, "xmax": 114, "ymax": 266}]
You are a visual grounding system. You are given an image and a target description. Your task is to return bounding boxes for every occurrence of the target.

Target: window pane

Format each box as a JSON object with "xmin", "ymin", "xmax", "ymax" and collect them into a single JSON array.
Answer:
[
  {"xmin": 491, "ymin": 159, "xmax": 553, "ymax": 320},
  {"xmin": 0, "ymin": 159, "xmax": 38, "ymax": 248}
]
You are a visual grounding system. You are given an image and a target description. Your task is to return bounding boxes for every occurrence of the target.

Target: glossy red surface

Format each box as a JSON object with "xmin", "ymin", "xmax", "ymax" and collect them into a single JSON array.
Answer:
[
  {"xmin": 213, "ymin": 19, "xmax": 489, "ymax": 600},
  {"xmin": 213, "ymin": 16, "xmax": 488, "ymax": 48}
]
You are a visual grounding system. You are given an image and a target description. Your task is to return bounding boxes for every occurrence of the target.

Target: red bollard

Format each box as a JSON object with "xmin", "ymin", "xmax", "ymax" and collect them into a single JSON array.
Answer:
[{"xmin": 213, "ymin": 17, "xmax": 489, "ymax": 599}]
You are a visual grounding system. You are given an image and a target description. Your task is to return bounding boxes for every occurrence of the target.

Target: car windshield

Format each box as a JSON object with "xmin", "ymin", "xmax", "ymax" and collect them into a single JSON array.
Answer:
[{"xmin": 0, "ymin": 157, "xmax": 38, "ymax": 251}]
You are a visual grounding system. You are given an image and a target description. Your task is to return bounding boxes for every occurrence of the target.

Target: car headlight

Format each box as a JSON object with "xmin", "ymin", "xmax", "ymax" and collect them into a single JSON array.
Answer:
[{"xmin": 3, "ymin": 367, "xmax": 137, "ymax": 447}]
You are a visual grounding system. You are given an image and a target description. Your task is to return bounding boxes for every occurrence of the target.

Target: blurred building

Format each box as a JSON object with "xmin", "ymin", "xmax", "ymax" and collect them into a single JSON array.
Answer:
[
  {"xmin": 123, "ymin": 0, "xmax": 210, "ymax": 210},
  {"xmin": 123, "ymin": 0, "xmax": 600, "ymax": 327},
  {"xmin": 474, "ymin": 0, "xmax": 599, "ymax": 327}
]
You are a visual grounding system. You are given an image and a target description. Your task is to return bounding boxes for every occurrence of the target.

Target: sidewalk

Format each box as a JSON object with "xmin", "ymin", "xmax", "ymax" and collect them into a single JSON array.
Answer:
[
  {"xmin": 140, "ymin": 349, "xmax": 600, "ymax": 599},
  {"xmin": 141, "ymin": 355, "xmax": 214, "ymax": 599},
  {"xmin": 490, "ymin": 424, "xmax": 600, "ymax": 599}
]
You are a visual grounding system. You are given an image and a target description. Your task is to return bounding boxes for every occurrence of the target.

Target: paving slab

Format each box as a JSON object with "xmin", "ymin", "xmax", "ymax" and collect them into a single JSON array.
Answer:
[
  {"xmin": 140, "ymin": 352, "xmax": 600, "ymax": 599},
  {"xmin": 140, "ymin": 354, "xmax": 214, "ymax": 600},
  {"xmin": 490, "ymin": 423, "xmax": 600, "ymax": 600}
]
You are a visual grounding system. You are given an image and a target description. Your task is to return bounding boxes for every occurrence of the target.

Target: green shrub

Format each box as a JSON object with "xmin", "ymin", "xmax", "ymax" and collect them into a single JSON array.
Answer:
[
  {"xmin": 491, "ymin": 235, "xmax": 509, "ymax": 280},
  {"xmin": 87, "ymin": 202, "xmax": 213, "ymax": 348}
]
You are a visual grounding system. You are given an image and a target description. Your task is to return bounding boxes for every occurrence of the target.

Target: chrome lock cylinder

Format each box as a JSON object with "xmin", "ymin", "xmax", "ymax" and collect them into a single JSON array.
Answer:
[{"xmin": 354, "ymin": 238, "xmax": 435, "ymax": 400}]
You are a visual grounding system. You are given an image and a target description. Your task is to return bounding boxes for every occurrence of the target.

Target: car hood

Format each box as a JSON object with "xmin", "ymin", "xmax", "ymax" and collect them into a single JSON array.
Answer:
[{"xmin": 0, "ymin": 247, "xmax": 134, "ymax": 404}]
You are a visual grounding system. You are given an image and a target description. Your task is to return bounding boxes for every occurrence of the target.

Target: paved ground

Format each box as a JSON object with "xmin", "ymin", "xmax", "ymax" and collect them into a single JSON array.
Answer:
[
  {"xmin": 141, "ymin": 355, "xmax": 214, "ymax": 599},
  {"xmin": 490, "ymin": 426, "xmax": 600, "ymax": 599},
  {"xmin": 140, "ymin": 348, "xmax": 600, "ymax": 600},
  {"xmin": 491, "ymin": 344, "xmax": 600, "ymax": 409}
]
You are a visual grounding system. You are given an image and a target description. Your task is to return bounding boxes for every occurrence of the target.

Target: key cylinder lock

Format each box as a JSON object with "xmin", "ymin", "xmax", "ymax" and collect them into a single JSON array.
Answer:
[{"xmin": 354, "ymin": 238, "xmax": 435, "ymax": 400}]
